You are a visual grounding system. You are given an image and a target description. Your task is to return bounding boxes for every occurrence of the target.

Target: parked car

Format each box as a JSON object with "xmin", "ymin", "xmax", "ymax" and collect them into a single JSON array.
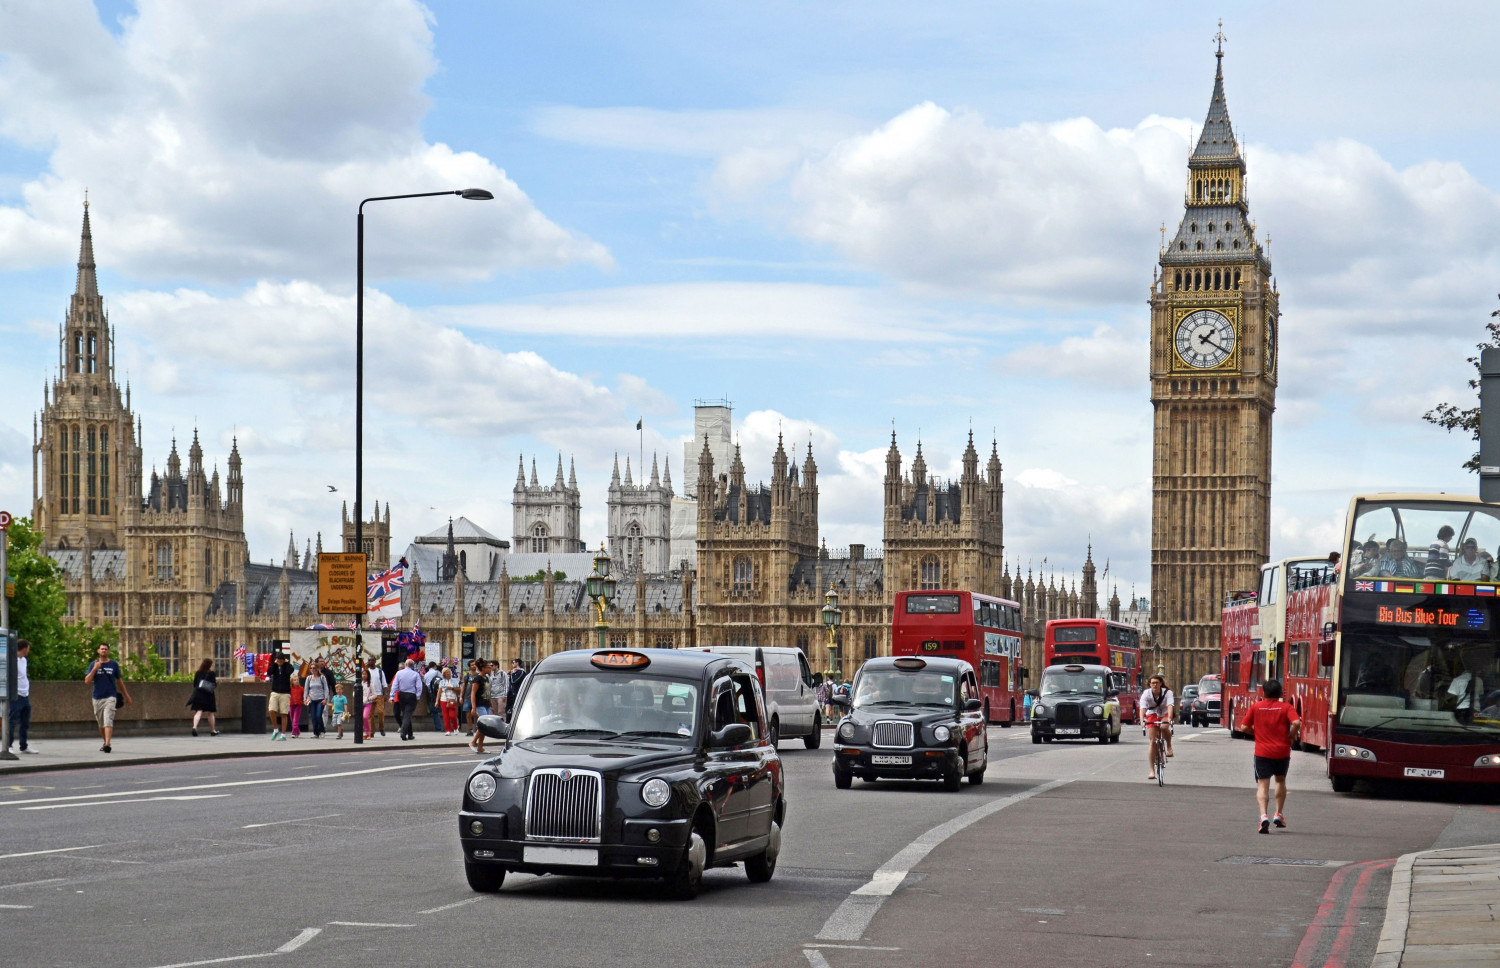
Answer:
[
  {"xmin": 458, "ymin": 648, "xmax": 785, "ymax": 900},
  {"xmin": 691, "ymin": 646, "xmax": 821, "ymax": 749},
  {"xmin": 1178, "ymin": 685, "xmax": 1200, "ymax": 724}
]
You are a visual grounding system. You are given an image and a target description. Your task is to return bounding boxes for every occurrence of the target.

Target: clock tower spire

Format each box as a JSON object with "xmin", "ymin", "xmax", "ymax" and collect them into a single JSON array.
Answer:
[{"xmin": 1148, "ymin": 35, "xmax": 1279, "ymax": 686}]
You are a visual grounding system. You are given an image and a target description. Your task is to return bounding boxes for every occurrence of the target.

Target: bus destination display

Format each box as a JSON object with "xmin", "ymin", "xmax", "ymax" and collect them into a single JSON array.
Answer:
[{"xmin": 1375, "ymin": 604, "xmax": 1490, "ymax": 631}]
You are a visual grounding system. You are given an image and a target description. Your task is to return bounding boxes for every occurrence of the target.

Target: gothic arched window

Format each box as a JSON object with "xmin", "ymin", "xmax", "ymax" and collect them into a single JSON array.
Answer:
[
  {"xmin": 626, "ymin": 521, "xmax": 642, "ymax": 568},
  {"xmin": 733, "ymin": 556, "xmax": 753, "ymax": 593},
  {"xmin": 88, "ymin": 334, "xmax": 97, "ymax": 374},
  {"xmin": 531, "ymin": 522, "xmax": 548, "ymax": 553},
  {"xmin": 205, "ymin": 547, "xmax": 212, "ymax": 585},
  {"xmin": 73, "ymin": 333, "xmax": 83, "ymax": 373},
  {"xmin": 920, "ymin": 555, "xmax": 941, "ymax": 590},
  {"xmin": 98, "ymin": 426, "xmax": 109, "ymax": 514},
  {"xmin": 156, "ymin": 541, "xmax": 174, "ymax": 581}
]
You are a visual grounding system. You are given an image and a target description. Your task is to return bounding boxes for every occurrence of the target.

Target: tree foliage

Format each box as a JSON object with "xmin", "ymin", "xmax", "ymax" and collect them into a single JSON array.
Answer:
[
  {"xmin": 4, "ymin": 516, "xmax": 117, "ymax": 680},
  {"xmin": 1423, "ymin": 296, "xmax": 1500, "ymax": 472}
]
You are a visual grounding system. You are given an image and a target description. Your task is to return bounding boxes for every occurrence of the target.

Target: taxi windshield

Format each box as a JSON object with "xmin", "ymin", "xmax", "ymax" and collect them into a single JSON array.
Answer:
[
  {"xmin": 1041, "ymin": 670, "xmax": 1108, "ymax": 697},
  {"xmin": 853, "ymin": 670, "xmax": 955, "ymax": 708},
  {"xmin": 509, "ymin": 673, "xmax": 700, "ymax": 745}
]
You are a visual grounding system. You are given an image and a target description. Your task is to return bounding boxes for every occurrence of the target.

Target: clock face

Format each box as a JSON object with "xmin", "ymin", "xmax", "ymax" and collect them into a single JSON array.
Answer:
[
  {"xmin": 1265, "ymin": 315, "xmax": 1278, "ymax": 376},
  {"xmin": 1174, "ymin": 310, "xmax": 1235, "ymax": 369}
]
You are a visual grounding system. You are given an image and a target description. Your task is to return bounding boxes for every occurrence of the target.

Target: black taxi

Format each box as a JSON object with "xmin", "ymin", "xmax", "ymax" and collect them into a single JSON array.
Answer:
[
  {"xmin": 831, "ymin": 656, "xmax": 989, "ymax": 791},
  {"xmin": 1029, "ymin": 663, "xmax": 1122, "ymax": 744},
  {"xmin": 458, "ymin": 649, "xmax": 784, "ymax": 900}
]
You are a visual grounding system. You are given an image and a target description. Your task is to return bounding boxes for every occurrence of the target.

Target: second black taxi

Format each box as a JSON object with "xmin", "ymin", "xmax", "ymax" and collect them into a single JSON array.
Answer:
[
  {"xmin": 458, "ymin": 648, "xmax": 785, "ymax": 900},
  {"xmin": 830, "ymin": 655, "xmax": 989, "ymax": 791}
]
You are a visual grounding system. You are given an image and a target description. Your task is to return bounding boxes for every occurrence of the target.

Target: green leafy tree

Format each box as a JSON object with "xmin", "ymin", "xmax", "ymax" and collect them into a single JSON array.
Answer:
[
  {"xmin": 4, "ymin": 516, "xmax": 117, "ymax": 679},
  {"xmin": 1424, "ymin": 297, "xmax": 1500, "ymax": 472}
]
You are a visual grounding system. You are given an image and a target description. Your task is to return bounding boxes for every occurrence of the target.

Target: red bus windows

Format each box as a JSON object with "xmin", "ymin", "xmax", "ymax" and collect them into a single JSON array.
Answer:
[
  {"xmin": 906, "ymin": 594, "xmax": 960, "ymax": 614},
  {"xmin": 1249, "ymin": 651, "xmax": 1266, "ymax": 689},
  {"xmin": 1225, "ymin": 653, "xmax": 1242, "ymax": 686},
  {"xmin": 980, "ymin": 660, "xmax": 1002, "ymax": 688},
  {"xmin": 1259, "ymin": 567, "xmax": 1280, "ymax": 607},
  {"xmin": 1316, "ymin": 643, "xmax": 1334, "ymax": 680},
  {"xmin": 1053, "ymin": 626, "xmax": 1097, "ymax": 643},
  {"xmin": 1287, "ymin": 642, "xmax": 1309, "ymax": 679}
]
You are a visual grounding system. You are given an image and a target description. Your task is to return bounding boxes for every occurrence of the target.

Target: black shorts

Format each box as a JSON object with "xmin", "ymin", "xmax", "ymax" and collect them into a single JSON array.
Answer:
[{"xmin": 1253, "ymin": 756, "xmax": 1290, "ymax": 780}]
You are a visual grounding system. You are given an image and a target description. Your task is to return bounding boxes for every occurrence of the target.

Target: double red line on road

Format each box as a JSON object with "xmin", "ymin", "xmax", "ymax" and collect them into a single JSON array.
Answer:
[{"xmin": 1291, "ymin": 858, "xmax": 1394, "ymax": 968}]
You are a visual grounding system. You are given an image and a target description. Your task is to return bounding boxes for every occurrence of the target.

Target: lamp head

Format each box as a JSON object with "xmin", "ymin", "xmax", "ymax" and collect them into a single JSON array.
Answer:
[
  {"xmin": 602, "ymin": 574, "xmax": 619, "ymax": 603},
  {"xmin": 458, "ymin": 188, "xmax": 494, "ymax": 200}
]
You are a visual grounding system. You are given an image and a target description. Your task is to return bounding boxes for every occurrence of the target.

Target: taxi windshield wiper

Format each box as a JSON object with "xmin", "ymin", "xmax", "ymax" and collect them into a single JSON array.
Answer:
[
  {"xmin": 861, "ymin": 699, "xmax": 918, "ymax": 706},
  {"xmin": 618, "ymin": 730, "xmax": 692, "ymax": 739},
  {"xmin": 531, "ymin": 728, "xmax": 620, "ymax": 739}
]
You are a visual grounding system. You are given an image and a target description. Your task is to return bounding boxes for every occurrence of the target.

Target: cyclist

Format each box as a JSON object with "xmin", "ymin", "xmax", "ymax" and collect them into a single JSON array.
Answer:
[{"xmin": 1140, "ymin": 674, "xmax": 1174, "ymax": 780}]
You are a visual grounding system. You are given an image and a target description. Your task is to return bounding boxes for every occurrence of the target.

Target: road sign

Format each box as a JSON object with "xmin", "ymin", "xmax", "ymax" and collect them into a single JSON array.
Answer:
[
  {"xmin": 0, "ymin": 511, "xmax": 12, "ymax": 529},
  {"xmin": 317, "ymin": 552, "xmax": 368, "ymax": 614}
]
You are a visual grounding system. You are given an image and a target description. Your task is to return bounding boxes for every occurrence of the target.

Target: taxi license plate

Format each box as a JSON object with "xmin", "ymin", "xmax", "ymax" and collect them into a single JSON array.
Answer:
[
  {"xmin": 871, "ymin": 755, "xmax": 912, "ymax": 765},
  {"xmin": 1404, "ymin": 767, "xmax": 1445, "ymax": 779},
  {"xmin": 1055, "ymin": 728, "xmax": 1081, "ymax": 735},
  {"xmin": 524, "ymin": 846, "xmax": 599, "ymax": 867}
]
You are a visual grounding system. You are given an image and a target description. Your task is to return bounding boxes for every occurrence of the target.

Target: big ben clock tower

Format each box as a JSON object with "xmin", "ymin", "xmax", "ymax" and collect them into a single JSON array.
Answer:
[{"xmin": 1149, "ymin": 33, "xmax": 1278, "ymax": 684}]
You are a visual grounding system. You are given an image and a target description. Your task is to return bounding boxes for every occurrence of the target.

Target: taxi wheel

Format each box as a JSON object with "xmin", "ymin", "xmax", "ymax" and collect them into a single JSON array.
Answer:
[
  {"xmin": 1031, "ymin": 733, "xmax": 1042, "ymax": 745},
  {"xmin": 1109, "ymin": 731, "xmax": 1120, "ymax": 744},
  {"xmin": 665, "ymin": 829, "xmax": 708, "ymax": 900},
  {"xmin": 969, "ymin": 756, "xmax": 986, "ymax": 785},
  {"xmin": 464, "ymin": 861, "xmax": 506, "ymax": 893},
  {"xmin": 943, "ymin": 762, "xmax": 964, "ymax": 792},
  {"xmin": 804, "ymin": 714, "xmax": 822, "ymax": 749},
  {"xmin": 745, "ymin": 820, "xmax": 780, "ymax": 883},
  {"xmin": 834, "ymin": 765, "xmax": 853, "ymax": 789},
  {"xmin": 768, "ymin": 718, "xmax": 780, "ymax": 751}
]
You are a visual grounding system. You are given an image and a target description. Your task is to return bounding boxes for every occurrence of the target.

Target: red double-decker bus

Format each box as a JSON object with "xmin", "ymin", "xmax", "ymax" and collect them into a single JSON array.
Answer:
[
  {"xmin": 1043, "ymin": 619, "xmax": 1143, "ymax": 723},
  {"xmin": 892, "ymin": 590, "xmax": 1024, "ymax": 725},
  {"xmin": 1221, "ymin": 557, "xmax": 1336, "ymax": 750}
]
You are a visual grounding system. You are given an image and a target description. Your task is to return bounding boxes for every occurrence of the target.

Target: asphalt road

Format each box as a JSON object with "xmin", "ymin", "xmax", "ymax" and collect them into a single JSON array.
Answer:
[{"xmin": 1, "ymin": 724, "xmax": 1496, "ymax": 968}]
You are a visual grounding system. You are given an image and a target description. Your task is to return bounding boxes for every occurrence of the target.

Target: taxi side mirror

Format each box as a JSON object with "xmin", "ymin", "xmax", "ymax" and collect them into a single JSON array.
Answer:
[
  {"xmin": 830, "ymin": 694, "xmax": 851, "ymax": 709},
  {"xmin": 476, "ymin": 714, "xmax": 509, "ymax": 741},
  {"xmin": 963, "ymin": 698, "xmax": 983, "ymax": 712},
  {"xmin": 709, "ymin": 723, "xmax": 753, "ymax": 748}
]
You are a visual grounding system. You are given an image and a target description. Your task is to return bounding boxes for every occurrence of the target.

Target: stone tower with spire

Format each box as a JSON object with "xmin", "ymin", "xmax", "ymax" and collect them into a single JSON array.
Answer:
[
  {"xmin": 1149, "ymin": 34, "xmax": 1277, "ymax": 684},
  {"xmin": 512, "ymin": 453, "xmax": 584, "ymax": 554},
  {"xmin": 34, "ymin": 200, "xmax": 250, "ymax": 672},
  {"xmin": 881, "ymin": 432, "xmax": 1005, "ymax": 596},
  {"xmin": 607, "ymin": 451, "xmax": 675, "ymax": 574},
  {"xmin": 341, "ymin": 499, "xmax": 391, "ymax": 566}
]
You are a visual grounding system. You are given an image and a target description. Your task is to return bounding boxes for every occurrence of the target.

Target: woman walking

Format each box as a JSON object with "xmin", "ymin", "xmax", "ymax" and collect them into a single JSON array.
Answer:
[
  {"xmin": 302, "ymin": 658, "xmax": 328, "ymax": 738},
  {"xmin": 360, "ymin": 664, "xmax": 377, "ymax": 740},
  {"xmin": 187, "ymin": 658, "xmax": 219, "ymax": 736},
  {"xmin": 436, "ymin": 666, "xmax": 461, "ymax": 735}
]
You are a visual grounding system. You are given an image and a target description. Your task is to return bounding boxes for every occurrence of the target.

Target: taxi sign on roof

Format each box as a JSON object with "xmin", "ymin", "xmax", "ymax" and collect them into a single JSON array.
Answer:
[
  {"xmin": 892, "ymin": 657, "xmax": 927, "ymax": 670},
  {"xmin": 591, "ymin": 651, "xmax": 650, "ymax": 670}
]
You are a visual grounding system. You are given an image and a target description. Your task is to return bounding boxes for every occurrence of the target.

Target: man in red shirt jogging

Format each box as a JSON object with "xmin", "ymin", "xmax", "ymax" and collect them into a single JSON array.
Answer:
[{"xmin": 1237, "ymin": 679, "xmax": 1302, "ymax": 834}]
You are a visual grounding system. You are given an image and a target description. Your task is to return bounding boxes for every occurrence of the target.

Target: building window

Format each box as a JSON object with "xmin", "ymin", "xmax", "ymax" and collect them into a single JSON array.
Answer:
[
  {"xmin": 156, "ymin": 541, "xmax": 174, "ymax": 581},
  {"xmin": 155, "ymin": 634, "xmax": 180, "ymax": 674},
  {"xmin": 920, "ymin": 555, "xmax": 942, "ymax": 590},
  {"xmin": 564, "ymin": 634, "xmax": 584, "ymax": 651},
  {"xmin": 609, "ymin": 633, "xmax": 630, "ymax": 649},
  {"xmin": 99, "ymin": 426, "xmax": 109, "ymax": 514},
  {"xmin": 73, "ymin": 332, "xmax": 83, "ymax": 373},
  {"xmin": 86, "ymin": 427, "xmax": 97, "ymax": 515},
  {"xmin": 58, "ymin": 430, "xmax": 70, "ymax": 515},
  {"xmin": 88, "ymin": 333, "xmax": 97, "ymax": 373},
  {"xmin": 728, "ymin": 629, "xmax": 752, "ymax": 648},
  {"xmin": 864, "ymin": 633, "xmax": 878, "ymax": 661},
  {"xmin": 626, "ymin": 521, "xmax": 643, "ymax": 568},
  {"xmin": 654, "ymin": 634, "xmax": 674, "ymax": 649},
  {"xmin": 519, "ymin": 636, "xmax": 537, "ymax": 664},
  {"xmin": 531, "ymin": 522, "xmax": 548, "ymax": 553},
  {"xmin": 71, "ymin": 427, "xmax": 81, "ymax": 513},
  {"xmin": 205, "ymin": 547, "xmax": 213, "ymax": 586},
  {"xmin": 796, "ymin": 632, "xmax": 809, "ymax": 655},
  {"xmin": 214, "ymin": 636, "xmax": 232, "ymax": 665},
  {"xmin": 733, "ymin": 556, "xmax": 753, "ymax": 593}
]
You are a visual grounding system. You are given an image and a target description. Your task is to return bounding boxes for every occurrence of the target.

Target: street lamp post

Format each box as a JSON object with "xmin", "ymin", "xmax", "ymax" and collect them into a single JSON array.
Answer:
[
  {"xmin": 352, "ymin": 187, "xmax": 492, "ymax": 744},
  {"xmin": 821, "ymin": 584, "xmax": 843, "ymax": 680},
  {"xmin": 586, "ymin": 545, "xmax": 618, "ymax": 650}
]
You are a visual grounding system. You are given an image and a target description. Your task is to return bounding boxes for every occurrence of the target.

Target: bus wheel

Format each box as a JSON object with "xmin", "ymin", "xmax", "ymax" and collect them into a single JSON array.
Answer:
[{"xmin": 1330, "ymin": 774, "xmax": 1354, "ymax": 794}]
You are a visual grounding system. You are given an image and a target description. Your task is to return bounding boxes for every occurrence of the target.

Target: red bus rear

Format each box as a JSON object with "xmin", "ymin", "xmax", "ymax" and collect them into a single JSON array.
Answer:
[
  {"xmin": 1221, "ymin": 592, "xmax": 1260, "ymax": 733},
  {"xmin": 1283, "ymin": 573, "xmax": 1336, "ymax": 750},
  {"xmin": 1043, "ymin": 619, "xmax": 1143, "ymax": 723},
  {"xmin": 892, "ymin": 590, "xmax": 1024, "ymax": 725}
]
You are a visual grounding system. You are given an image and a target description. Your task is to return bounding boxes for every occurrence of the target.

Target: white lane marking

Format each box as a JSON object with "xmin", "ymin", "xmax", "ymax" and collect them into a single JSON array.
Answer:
[
  {"xmin": 804, "ymin": 944, "xmax": 902, "ymax": 950},
  {"xmin": 417, "ymin": 897, "xmax": 482, "ymax": 914},
  {"xmin": 147, "ymin": 928, "xmax": 319, "ymax": 968},
  {"xmin": 817, "ymin": 775, "xmax": 1075, "ymax": 941},
  {"xmin": 20, "ymin": 795, "xmax": 229, "ymax": 811},
  {"xmin": 803, "ymin": 951, "xmax": 831, "ymax": 968},
  {"xmin": 0, "ymin": 845, "xmax": 100, "ymax": 860},
  {"xmin": 0, "ymin": 903, "xmax": 33, "ymax": 909},
  {"xmin": 326, "ymin": 921, "xmax": 414, "ymax": 928},
  {"xmin": 0, "ymin": 878, "xmax": 66, "ymax": 890},
  {"xmin": 243, "ymin": 814, "xmax": 340, "ymax": 829},
  {"xmin": 0, "ymin": 761, "xmax": 458, "ymax": 808}
]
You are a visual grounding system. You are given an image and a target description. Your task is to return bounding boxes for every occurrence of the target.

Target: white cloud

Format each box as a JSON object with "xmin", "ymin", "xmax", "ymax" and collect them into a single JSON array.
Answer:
[
  {"xmin": 0, "ymin": 0, "xmax": 610, "ymax": 284},
  {"xmin": 997, "ymin": 322, "xmax": 1147, "ymax": 390}
]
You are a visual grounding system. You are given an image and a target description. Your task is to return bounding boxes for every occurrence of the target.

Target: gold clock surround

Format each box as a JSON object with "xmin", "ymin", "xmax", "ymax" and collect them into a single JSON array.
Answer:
[{"xmin": 1169, "ymin": 304, "xmax": 1240, "ymax": 373}]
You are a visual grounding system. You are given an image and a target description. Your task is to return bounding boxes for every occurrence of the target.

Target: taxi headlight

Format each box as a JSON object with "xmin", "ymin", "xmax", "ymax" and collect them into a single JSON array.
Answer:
[
  {"xmin": 1033, "ymin": 704, "xmax": 1047, "ymax": 717},
  {"xmin": 642, "ymin": 778, "xmax": 672, "ymax": 808},
  {"xmin": 1091, "ymin": 704, "xmax": 1104, "ymax": 717},
  {"xmin": 838, "ymin": 722, "xmax": 856, "ymax": 741},
  {"xmin": 467, "ymin": 773, "xmax": 496, "ymax": 802},
  {"xmin": 933, "ymin": 725, "xmax": 952, "ymax": 743}
]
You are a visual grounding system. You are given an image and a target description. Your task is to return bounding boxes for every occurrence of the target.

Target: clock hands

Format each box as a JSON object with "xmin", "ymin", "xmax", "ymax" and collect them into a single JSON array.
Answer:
[{"xmin": 1196, "ymin": 331, "xmax": 1231, "ymax": 355}]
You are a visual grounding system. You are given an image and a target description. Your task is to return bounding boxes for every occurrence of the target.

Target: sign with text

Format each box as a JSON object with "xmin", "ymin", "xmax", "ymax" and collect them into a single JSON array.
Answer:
[
  {"xmin": 317, "ymin": 552, "xmax": 367, "ymax": 614},
  {"xmin": 1375, "ymin": 603, "xmax": 1490, "ymax": 631}
]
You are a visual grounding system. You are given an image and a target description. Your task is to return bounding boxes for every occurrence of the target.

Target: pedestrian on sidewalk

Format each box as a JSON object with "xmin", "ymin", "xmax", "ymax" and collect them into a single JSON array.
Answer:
[
  {"xmin": 390, "ymin": 659, "xmax": 423, "ymax": 741},
  {"xmin": 436, "ymin": 666, "xmax": 461, "ymax": 735},
  {"xmin": 302, "ymin": 659, "xmax": 328, "ymax": 739},
  {"xmin": 267, "ymin": 653, "xmax": 294, "ymax": 740},
  {"xmin": 814, "ymin": 676, "xmax": 829, "ymax": 721},
  {"xmin": 331, "ymin": 684, "xmax": 349, "ymax": 740},
  {"xmin": 360, "ymin": 664, "xmax": 377, "ymax": 739},
  {"xmin": 460, "ymin": 659, "xmax": 479, "ymax": 734},
  {"xmin": 84, "ymin": 643, "xmax": 130, "ymax": 753},
  {"xmin": 316, "ymin": 657, "xmax": 337, "ymax": 733},
  {"xmin": 1022, "ymin": 690, "xmax": 1033, "ymax": 723},
  {"xmin": 488, "ymin": 661, "xmax": 509, "ymax": 720},
  {"xmin": 288, "ymin": 667, "xmax": 305, "ymax": 738},
  {"xmin": 506, "ymin": 658, "xmax": 528, "ymax": 722},
  {"xmin": 187, "ymin": 658, "xmax": 219, "ymax": 736},
  {"xmin": 366, "ymin": 658, "xmax": 388, "ymax": 738},
  {"xmin": 1236, "ymin": 678, "xmax": 1302, "ymax": 834},
  {"xmin": 469, "ymin": 661, "xmax": 493, "ymax": 753},
  {"xmin": 423, "ymin": 662, "xmax": 443, "ymax": 733},
  {"xmin": 9, "ymin": 638, "xmax": 34, "ymax": 754}
]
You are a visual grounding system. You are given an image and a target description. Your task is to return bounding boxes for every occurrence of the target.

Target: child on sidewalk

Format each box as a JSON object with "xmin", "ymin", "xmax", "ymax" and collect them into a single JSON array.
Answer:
[
  {"xmin": 288, "ymin": 671, "xmax": 305, "ymax": 738},
  {"xmin": 330, "ymin": 684, "xmax": 349, "ymax": 740}
]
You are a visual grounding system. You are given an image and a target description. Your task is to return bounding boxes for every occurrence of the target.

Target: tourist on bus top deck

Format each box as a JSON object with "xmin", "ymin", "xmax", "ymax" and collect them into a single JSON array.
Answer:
[
  {"xmin": 1447, "ymin": 538, "xmax": 1493, "ymax": 581},
  {"xmin": 1423, "ymin": 526, "xmax": 1457, "ymax": 578}
]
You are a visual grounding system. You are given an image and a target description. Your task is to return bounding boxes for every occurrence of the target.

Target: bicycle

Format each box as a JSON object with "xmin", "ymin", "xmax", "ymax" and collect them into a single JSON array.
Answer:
[{"xmin": 1145, "ymin": 714, "xmax": 1170, "ymax": 786}]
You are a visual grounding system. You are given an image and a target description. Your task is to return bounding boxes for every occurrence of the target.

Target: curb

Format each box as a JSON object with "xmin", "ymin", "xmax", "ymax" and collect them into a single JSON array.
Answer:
[
  {"xmin": 0, "ymin": 738, "xmax": 468, "ymax": 776},
  {"xmin": 1371, "ymin": 849, "xmax": 1418, "ymax": 968}
]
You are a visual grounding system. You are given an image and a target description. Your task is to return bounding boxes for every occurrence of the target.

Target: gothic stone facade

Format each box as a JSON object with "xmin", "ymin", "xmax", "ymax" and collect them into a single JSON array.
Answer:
[
  {"xmin": 607, "ymin": 452, "xmax": 674, "ymax": 575},
  {"xmin": 1149, "ymin": 47, "xmax": 1278, "ymax": 686}
]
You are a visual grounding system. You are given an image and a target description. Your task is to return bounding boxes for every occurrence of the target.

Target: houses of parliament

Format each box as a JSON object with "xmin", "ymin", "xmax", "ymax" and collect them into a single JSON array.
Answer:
[{"xmin": 31, "ymin": 45, "xmax": 1271, "ymax": 690}]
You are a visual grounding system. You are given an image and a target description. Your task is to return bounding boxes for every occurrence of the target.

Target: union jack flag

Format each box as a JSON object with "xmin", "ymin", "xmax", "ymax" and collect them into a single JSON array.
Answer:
[
  {"xmin": 379, "ymin": 618, "xmax": 396, "ymax": 630},
  {"xmin": 368, "ymin": 558, "xmax": 408, "ymax": 600},
  {"xmin": 233, "ymin": 645, "xmax": 247, "ymax": 662},
  {"xmin": 1354, "ymin": 581, "xmax": 1375, "ymax": 592}
]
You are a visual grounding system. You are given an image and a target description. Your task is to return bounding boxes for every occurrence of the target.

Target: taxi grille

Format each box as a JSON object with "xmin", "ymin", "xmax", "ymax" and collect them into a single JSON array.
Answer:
[
  {"xmin": 872, "ymin": 721, "xmax": 915, "ymax": 748},
  {"xmin": 1054, "ymin": 703, "xmax": 1082, "ymax": 726},
  {"xmin": 525, "ymin": 769, "xmax": 602, "ymax": 843}
]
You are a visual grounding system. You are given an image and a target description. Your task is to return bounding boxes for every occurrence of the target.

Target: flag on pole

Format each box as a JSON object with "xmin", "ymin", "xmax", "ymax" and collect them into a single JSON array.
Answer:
[
  {"xmin": 366, "ymin": 557, "xmax": 408, "ymax": 620},
  {"xmin": 636, "ymin": 418, "xmax": 642, "ymax": 431}
]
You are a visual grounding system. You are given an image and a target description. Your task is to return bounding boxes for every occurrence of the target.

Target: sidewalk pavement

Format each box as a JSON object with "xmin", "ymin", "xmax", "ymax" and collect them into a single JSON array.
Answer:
[
  {"xmin": 0, "ymin": 726, "xmax": 486, "ymax": 775},
  {"xmin": 1375, "ymin": 843, "xmax": 1500, "ymax": 968}
]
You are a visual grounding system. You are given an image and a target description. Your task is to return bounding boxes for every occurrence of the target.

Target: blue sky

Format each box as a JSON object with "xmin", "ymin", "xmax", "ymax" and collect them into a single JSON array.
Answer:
[{"xmin": 3, "ymin": 1, "xmax": 1499, "ymax": 599}]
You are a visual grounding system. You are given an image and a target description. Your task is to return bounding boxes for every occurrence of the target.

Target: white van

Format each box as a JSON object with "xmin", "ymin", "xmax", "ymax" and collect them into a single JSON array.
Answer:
[{"xmin": 690, "ymin": 646, "xmax": 822, "ymax": 749}]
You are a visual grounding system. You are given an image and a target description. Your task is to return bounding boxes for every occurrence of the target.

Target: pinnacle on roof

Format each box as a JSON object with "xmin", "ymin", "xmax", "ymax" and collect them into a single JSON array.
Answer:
[
  {"xmin": 568, "ymin": 457, "xmax": 577, "ymax": 489},
  {"xmin": 530, "ymin": 458, "xmax": 538, "ymax": 487},
  {"xmin": 662, "ymin": 455, "xmax": 672, "ymax": 491},
  {"xmin": 1190, "ymin": 41, "xmax": 1240, "ymax": 165},
  {"xmin": 624, "ymin": 455, "xmax": 633, "ymax": 486},
  {"xmin": 555, "ymin": 453, "xmax": 565, "ymax": 486},
  {"xmin": 611, "ymin": 452, "xmax": 621, "ymax": 484},
  {"xmin": 76, "ymin": 198, "xmax": 98, "ymax": 298},
  {"xmin": 650, "ymin": 452, "xmax": 660, "ymax": 486},
  {"xmin": 516, "ymin": 454, "xmax": 526, "ymax": 485}
]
